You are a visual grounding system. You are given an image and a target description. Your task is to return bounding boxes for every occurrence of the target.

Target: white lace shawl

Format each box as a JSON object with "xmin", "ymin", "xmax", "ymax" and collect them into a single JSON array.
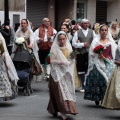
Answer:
[
  {"xmin": 50, "ymin": 31, "xmax": 76, "ymax": 102},
  {"xmin": 14, "ymin": 20, "xmax": 39, "ymax": 53},
  {"xmin": 86, "ymin": 35, "xmax": 117, "ymax": 84},
  {"xmin": 0, "ymin": 33, "xmax": 19, "ymax": 85}
]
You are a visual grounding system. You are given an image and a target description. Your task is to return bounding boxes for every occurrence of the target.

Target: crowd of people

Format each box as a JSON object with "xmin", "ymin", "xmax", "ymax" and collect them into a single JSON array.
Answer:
[{"xmin": 0, "ymin": 17, "xmax": 120, "ymax": 120}]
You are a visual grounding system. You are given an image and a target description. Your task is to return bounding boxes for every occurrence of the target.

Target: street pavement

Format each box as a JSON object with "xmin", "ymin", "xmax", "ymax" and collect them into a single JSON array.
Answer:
[{"xmin": 0, "ymin": 80, "xmax": 119, "ymax": 120}]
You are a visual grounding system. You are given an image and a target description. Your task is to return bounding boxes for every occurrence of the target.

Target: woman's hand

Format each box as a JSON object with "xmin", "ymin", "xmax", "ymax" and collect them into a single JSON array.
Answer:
[
  {"xmin": 98, "ymin": 53, "xmax": 104, "ymax": 59},
  {"xmin": 115, "ymin": 61, "xmax": 120, "ymax": 65},
  {"xmin": 39, "ymin": 38, "xmax": 44, "ymax": 42},
  {"xmin": 47, "ymin": 35, "xmax": 51, "ymax": 41},
  {"xmin": 59, "ymin": 61, "xmax": 70, "ymax": 66},
  {"xmin": 70, "ymin": 52, "xmax": 76, "ymax": 59},
  {"xmin": 28, "ymin": 44, "xmax": 32, "ymax": 49},
  {"xmin": 76, "ymin": 40, "xmax": 80, "ymax": 43}
]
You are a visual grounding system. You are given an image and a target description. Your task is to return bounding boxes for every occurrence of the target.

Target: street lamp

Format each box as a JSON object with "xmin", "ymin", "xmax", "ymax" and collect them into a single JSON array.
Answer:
[{"xmin": 4, "ymin": 0, "xmax": 9, "ymax": 25}]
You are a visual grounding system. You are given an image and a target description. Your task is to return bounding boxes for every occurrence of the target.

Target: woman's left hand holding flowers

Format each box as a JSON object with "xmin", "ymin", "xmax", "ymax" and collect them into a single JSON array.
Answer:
[{"xmin": 70, "ymin": 51, "xmax": 76, "ymax": 59}]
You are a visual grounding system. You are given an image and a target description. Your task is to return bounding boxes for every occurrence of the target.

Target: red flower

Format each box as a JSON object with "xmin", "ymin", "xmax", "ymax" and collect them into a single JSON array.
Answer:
[
  {"xmin": 93, "ymin": 45, "xmax": 103, "ymax": 54},
  {"xmin": 93, "ymin": 45, "xmax": 110, "ymax": 64}
]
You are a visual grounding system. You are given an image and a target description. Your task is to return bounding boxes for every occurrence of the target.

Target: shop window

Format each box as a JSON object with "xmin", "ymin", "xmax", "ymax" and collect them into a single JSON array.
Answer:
[
  {"xmin": 13, "ymin": 14, "xmax": 20, "ymax": 27},
  {"xmin": 77, "ymin": 0, "xmax": 87, "ymax": 20}
]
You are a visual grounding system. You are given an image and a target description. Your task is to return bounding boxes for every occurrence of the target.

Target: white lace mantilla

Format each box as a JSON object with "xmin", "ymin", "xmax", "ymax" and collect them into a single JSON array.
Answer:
[
  {"xmin": 51, "ymin": 63, "xmax": 76, "ymax": 102},
  {"xmin": 85, "ymin": 38, "xmax": 117, "ymax": 84}
]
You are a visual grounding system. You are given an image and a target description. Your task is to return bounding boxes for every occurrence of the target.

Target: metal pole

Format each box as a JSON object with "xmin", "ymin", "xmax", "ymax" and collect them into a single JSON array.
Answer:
[{"xmin": 4, "ymin": 0, "xmax": 9, "ymax": 24}]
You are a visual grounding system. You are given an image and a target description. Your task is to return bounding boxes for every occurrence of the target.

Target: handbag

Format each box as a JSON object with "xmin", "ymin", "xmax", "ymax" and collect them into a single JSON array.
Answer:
[{"xmin": 31, "ymin": 54, "xmax": 43, "ymax": 75}]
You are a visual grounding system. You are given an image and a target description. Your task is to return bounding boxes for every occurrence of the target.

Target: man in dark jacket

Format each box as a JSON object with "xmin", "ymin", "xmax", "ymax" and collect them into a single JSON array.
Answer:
[{"xmin": 0, "ymin": 20, "xmax": 15, "ymax": 55}]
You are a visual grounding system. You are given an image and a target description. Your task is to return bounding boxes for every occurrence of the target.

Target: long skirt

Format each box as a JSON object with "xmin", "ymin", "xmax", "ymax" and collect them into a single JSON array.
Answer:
[
  {"xmin": 84, "ymin": 65, "xmax": 107, "ymax": 101},
  {"xmin": 74, "ymin": 64, "xmax": 81, "ymax": 90},
  {"xmin": 102, "ymin": 66, "xmax": 120, "ymax": 109},
  {"xmin": 0, "ymin": 57, "xmax": 17, "ymax": 101},
  {"xmin": 47, "ymin": 76, "xmax": 78, "ymax": 115}
]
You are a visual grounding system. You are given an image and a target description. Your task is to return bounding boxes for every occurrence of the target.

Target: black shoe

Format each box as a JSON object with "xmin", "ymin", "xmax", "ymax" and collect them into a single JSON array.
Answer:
[
  {"xmin": 95, "ymin": 101, "xmax": 99, "ymax": 106},
  {"xmin": 53, "ymin": 113, "xmax": 58, "ymax": 117}
]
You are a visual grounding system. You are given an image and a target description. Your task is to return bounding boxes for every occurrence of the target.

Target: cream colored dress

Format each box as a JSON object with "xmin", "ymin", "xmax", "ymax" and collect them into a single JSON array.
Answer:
[
  {"xmin": 102, "ymin": 48, "xmax": 120, "ymax": 109},
  {"xmin": 74, "ymin": 65, "xmax": 81, "ymax": 90}
]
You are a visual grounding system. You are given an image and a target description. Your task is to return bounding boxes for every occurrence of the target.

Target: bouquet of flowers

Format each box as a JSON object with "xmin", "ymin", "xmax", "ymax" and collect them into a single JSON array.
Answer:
[
  {"xmin": 15, "ymin": 37, "xmax": 25, "ymax": 44},
  {"xmin": 93, "ymin": 45, "xmax": 110, "ymax": 64},
  {"xmin": 70, "ymin": 51, "xmax": 76, "ymax": 59}
]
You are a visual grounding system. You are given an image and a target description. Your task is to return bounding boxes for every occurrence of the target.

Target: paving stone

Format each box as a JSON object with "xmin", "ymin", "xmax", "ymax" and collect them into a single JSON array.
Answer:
[{"xmin": 0, "ymin": 81, "xmax": 119, "ymax": 120}]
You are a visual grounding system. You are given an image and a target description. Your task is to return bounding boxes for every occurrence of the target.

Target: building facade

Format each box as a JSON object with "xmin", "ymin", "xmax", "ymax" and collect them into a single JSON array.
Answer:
[
  {"xmin": 0, "ymin": 0, "xmax": 120, "ymax": 29},
  {"xmin": 0, "ymin": 0, "xmax": 26, "ymax": 27},
  {"xmin": 26, "ymin": 0, "xmax": 120, "ymax": 29}
]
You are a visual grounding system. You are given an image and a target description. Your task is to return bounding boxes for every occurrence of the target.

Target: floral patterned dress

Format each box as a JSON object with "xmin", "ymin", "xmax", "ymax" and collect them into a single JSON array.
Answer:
[
  {"xmin": 84, "ymin": 45, "xmax": 115, "ymax": 101},
  {"xmin": 0, "ymin": 41, "xmax": 17, "ymax": 101}
]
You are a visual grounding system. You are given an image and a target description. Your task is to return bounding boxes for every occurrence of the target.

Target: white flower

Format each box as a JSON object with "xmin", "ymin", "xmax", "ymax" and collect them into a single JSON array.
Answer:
[{"xmin": 16, "ymin": 37, "xmax": 25, "ymax": 44}]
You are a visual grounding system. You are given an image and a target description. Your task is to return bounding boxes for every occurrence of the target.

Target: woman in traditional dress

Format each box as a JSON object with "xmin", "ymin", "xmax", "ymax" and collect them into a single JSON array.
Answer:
[
  {"xmin": 102, "ymin": 40, "xmax": 120, "ymax": 109},
  {"xmin": 60, "ymin": 24, "xmax": 72, "ymax": 42},
  {"xmin": 92, "ymin": 23, "xmax": 100, "ymax": 35},
  {"xmin": 84, "ymin": 25, "xmax": 117, "ymax": 105},
  {"xmin": 0, "ymin": 33, "xmax": 18, "ymax": 101},
  {"xmin": 60, "ymin": 24, "xmax": 81, "ymax": 91},
  {"xmin": 14, "ymin": 19, "xmax": 43, "ymax": 82},
  {"xmin": 109, "ymin": 21, "xmax": 120, "ymax": 44},
  {"xmin": 47, "ymin": 31, "xmax": 78, "ymax": 120}
]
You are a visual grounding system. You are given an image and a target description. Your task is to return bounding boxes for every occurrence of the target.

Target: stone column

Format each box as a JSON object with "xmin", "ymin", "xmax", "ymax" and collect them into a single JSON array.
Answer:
[
  {"xmin": 48, "ymin": 0, "xmax": 55, "ymax": 27},
  {"xmin": 73, "ymin": 0, "xmax": 77, "ymax": 20},
  {"xmin": 87, "ymin": 0, "xmax": 96, "ymax": 26}
]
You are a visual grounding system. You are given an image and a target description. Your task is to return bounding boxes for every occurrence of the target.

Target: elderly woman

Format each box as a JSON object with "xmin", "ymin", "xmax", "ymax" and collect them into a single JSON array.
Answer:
[
  {"xmin": 47, "ymin": 31, "xmax": 78, "ymax": 120},
  {"xmin": 14, "ymin": 19, "xmax": 42, "ymax": 82},
  {"xmin": 0, "ymin": 33, "xmax": 18, "ymax": 101},
  {"xmin": 84, "ymin": 25, "xmax": 117, "ymax": 105},
  {"xmin": 109, "ymin": 21, "xmax": 120, "ymax": 44}
]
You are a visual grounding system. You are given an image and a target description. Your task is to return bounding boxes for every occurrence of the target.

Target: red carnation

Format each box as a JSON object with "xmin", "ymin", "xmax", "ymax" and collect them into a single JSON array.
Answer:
[
  {"xmin": 93, "ymin": 45, "xmax": 110, "ymax": 65},
  {"xmin": 93, "ymin": 45, "xmax": 103, "ymax": 53}
]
